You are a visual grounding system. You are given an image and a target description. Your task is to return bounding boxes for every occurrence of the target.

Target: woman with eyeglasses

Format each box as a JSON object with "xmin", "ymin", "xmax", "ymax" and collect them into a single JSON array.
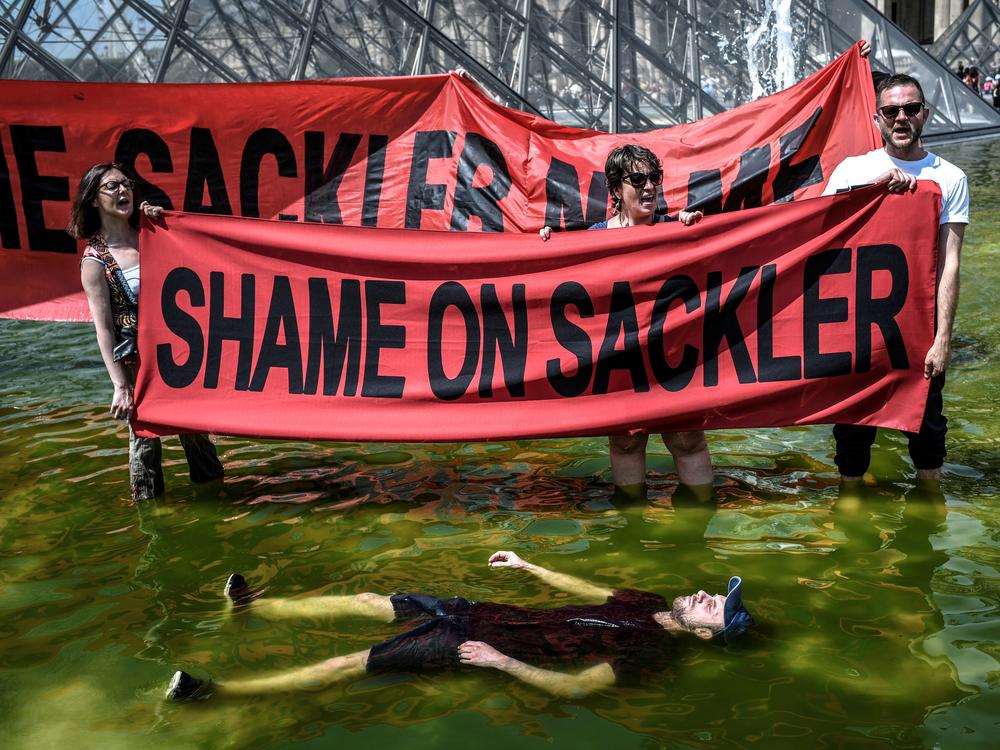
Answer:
[
  {"xmin": 69, "ymin": 162, "xmax": 224, "ymax": 502},
  {"xmin": 540, "ymin": 144, "xmax": 712, "ymax": 502}
]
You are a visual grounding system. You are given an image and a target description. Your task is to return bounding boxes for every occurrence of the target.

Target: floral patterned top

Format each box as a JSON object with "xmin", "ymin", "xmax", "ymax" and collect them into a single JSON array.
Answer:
[{"xmin": 81, "ymin": 233, "xmax": 139, "ymax": 362}]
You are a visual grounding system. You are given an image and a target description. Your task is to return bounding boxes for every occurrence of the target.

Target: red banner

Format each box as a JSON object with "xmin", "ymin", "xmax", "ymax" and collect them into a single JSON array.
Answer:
[
  {"xmin": 133, "ymin": 183, "xmax": 938, "ymax": 440},
  {"xmin": 1, "ymin": 47, "xmax": 878, "ymax": 321}
]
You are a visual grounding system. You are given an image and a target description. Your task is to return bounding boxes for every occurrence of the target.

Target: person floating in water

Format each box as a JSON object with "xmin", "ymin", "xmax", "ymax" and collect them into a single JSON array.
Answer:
[{"xmin": 166, "ymin": 550, "xmax": 753, "ymax": 701}]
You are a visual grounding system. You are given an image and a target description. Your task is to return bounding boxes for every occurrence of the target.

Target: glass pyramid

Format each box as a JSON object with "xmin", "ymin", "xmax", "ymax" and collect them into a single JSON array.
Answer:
[{"xmin": 930, "ymin": 0, "xmax": 1000, "ymax": 82}]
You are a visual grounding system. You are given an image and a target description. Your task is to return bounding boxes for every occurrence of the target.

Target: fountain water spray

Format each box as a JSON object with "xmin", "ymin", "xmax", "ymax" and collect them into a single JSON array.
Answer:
[{"xmin": 745, "ymin": 0, "xmax": 797, "ymax": 101}]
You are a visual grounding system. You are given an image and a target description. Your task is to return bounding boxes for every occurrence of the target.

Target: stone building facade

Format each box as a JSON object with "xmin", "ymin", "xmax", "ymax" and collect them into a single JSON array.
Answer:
[{"xmin": 866, "ymin": 0, "xmax": 971, "ymax": 43}]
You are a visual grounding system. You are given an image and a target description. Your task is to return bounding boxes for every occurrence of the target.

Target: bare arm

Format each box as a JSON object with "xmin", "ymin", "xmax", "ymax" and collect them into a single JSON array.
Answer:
[
  {"xmin": 924, "ymin": 222, "xmax": 964, "ymax": 378},
  {"xmin": 81, "ymin": 261, "xmax": 133, "ymax": 420},
  {"xmin": 488, "ymin": 551, "xmax": 613, "ymax": 602},
  {"xmin": 459, "ymin": 641, "xmax": 616, "ymax": 698}
]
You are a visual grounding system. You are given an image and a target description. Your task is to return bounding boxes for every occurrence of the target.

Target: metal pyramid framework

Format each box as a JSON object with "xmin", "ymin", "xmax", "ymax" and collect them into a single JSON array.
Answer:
[
  {"xmin": 2, "ymin": 0, "xmax": 999, "ymax": 138},
  {"xmin": 930, "ymin": 0, "xmax": 1000, "ymax": 81}
]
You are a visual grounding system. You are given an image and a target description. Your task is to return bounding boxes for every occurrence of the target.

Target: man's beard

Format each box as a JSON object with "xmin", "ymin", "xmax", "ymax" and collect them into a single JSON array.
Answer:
[
  {"xmin": 671, "ymin": 598, "xmax": 695, "ymax": 629},
  {"xmin": 883, "ymin": 120, "xmax": 923, "ymax": 149}
]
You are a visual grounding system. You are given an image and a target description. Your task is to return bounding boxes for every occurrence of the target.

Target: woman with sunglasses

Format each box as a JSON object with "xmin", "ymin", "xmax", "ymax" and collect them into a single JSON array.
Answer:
[
  {"xmin": 69, "ymin": 162, "xmax": 224, "ymax": 502},
  {"xmin": 540, "ymin": 144, "xmax": 712, "ymax": 502}
]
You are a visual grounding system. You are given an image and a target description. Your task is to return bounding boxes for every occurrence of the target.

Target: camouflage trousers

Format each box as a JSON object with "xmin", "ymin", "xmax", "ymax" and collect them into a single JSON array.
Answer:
[
  {"xmin": 128, "ymin": 427, "xmax": 224, "ymax": 501},
  {"xmin": 125, "ymin": 367, "xmax": 223, "ymax": 501}
]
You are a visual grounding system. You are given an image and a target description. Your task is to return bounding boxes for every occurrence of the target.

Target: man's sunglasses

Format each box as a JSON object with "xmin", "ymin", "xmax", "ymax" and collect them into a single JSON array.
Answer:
[
  {"xmin": 877, "ymin": 102, "xmax": 925, "ymax": 119},
  {"xmin": 623, "ymin": 169, "xmax": 663, "ymax": 188}
]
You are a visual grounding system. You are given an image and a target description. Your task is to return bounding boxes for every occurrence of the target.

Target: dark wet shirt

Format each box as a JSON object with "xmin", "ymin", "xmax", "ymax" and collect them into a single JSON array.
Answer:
[{"xmin": 468, "ymin": 589, "xmax": 672, "ymax": 686}]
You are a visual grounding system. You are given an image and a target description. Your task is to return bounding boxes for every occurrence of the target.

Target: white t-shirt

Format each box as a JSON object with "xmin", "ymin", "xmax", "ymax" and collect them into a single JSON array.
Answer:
[
  {"xmin": 81, "ymin": 257, "xmax": 141, "ymax": 298},
  {"xmin": 822, "ymin": 148, "xmax": 969, "ymax": 225},
  {"xmin": 122, "ymin": 263, "xmax": 140, "ymax": 298}
]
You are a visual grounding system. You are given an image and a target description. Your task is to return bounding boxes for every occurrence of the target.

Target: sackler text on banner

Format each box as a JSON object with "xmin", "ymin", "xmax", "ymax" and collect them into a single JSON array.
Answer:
[
  {"xmin": 133, "ymin": 184, "xmax": 939, "ymax": 441},
  {"xmin": 0, "ymin": 46, "xmax": 878, "ymax": 321}
]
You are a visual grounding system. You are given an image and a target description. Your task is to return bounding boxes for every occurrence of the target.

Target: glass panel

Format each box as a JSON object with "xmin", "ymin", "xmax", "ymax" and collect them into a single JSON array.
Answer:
[
  {"xmin": 532, "ymin": 0, "xmax": 612, "ymax": 89},
  {"xmin": 303, "ymin": 40, "xmax": 369, "ymax": 79},
  {"xmin": 429, "ymin": 0, "xmax": 523, "ymax": 85},
  {"xmin": 790, "ymin": 1, "xmax": 834, "ymax": 71},
  {"xmin": 314, "ymin": 0, "xmax": 422, "ymax": 75},
  {"xmin": 421, "ymin": 40, "xmax": 524, "ymax": 110},
  {"xmin": 628, "ymin": 0, "xmax": 695, "ymax": 81},
  {"xmin": 146, "ymin": 0, "xmax": 201, "ymax": 23},
  {"xmin": 927, "ymin": 70, "xmax": 960, "ymax": 128},
  {"xmin": 524, "ymin": 38, "xmax": 611, "ymax": 130},
  {"xmin": 824, "ymin": 0, "xmax": 880, "ymax": 49},
  {"xmin": 617, "ymin": 1, "xmax": 703, "ymax": 126},
  {"xmin": 930, "ymin": 0, "xmax": 1000, "ymax": 80},
  {"xmin": 161, "ymin": 46, "xmax": 231, "ymax": 83},
  {"xmin": 619, "ymin": 38, "xmax": 697, "ymax": 128},
  {"xmin": 421, "ymin": 36, "xmax": 467, "ymax": 75},
  {"xmin": 8, "ymin": 39, "xmax": 64, "ymax": 79},
  {"xmin": 1, "ymin": 0, "xmax": 23, "ymax": 23},
  {"xmin": 9, "ymin": 1, "xmax": 166, "ymax": 82},
  {"xmin": 180, "ymin": 0, "xmax": 304, "ymax": 81},
  {"xmin": 881, "ymin": 24, "xmax": 1000, "ymax": 132},
  {"xmin": 695, "ymin": 2, "xmax": 749, "ymax": 110},
  {"xmin": 951, "ymin": 76, "xmax": 1000, "ymax": 127}
]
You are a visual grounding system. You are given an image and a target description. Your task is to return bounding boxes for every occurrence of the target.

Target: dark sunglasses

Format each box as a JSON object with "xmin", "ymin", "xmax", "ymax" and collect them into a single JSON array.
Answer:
[
  {"xmin": 877, "ymin": 102, "xmax": 925, "ymax": 119},
  {"xmin": 623, "ymin": 169, "xmax": 663, "ymax": 188},
  {"xmin": 100, "ymin": 178, "xmax": 134, "ymax": 193}
]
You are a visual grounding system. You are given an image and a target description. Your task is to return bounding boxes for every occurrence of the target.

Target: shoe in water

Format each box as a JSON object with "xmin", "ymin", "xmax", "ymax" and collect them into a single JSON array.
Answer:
[
  {"xmin": 166, "ymin": 670, "xmax": 212, "ymax": 701},
  {"xmin": 224, "ymin": 573, "xmax": 258, "ymax": 607}
]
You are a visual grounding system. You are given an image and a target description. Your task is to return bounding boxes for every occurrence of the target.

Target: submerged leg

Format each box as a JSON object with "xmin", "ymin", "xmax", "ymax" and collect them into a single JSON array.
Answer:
[
  {"xmin": 662, "ymin": 431, "xmax": 713, "ymax": 491},
  {"xmin": 127, "ymin": 364, "xmax": 164, "ymax": 501},
  {"xmin": 129, "ymin": 425, "xmax": 164, "ymax": 501},
  {"xmin": 178, "ymin": 432, "xmax": 224, "ymax": 483},
  {"xmin": 908, "ymin": 374, "xmax": 947, "ymax": 485},
  {"xmin": 609, "ymin": 433, "xmax": 649, "ymax": 490},
  {"xmin": 242, "ymin": 590, "xmax": 395, "ymax": 623},
  {"xmin": 217, "ymin": 650, "xmax": 371, "ymax": 696},
  {"xmin": 167, "ymin": 650, "xmax": 371, "ymax": 701},
  {"xmin": 833, "ymin": 423, "xmax": 878, "ymax": 481}
]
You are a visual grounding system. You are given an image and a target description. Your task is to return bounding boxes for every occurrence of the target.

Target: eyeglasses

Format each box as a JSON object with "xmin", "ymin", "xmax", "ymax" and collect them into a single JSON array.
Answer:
[
  {"xmin": 99, "ymin": 178, "xmax": 134, "ymax": 193},
  {"xmin": 623, "ymin": 169, "xmax": 663, "ymax": 188},
  {"xmin": 877, "ymin": 102, "xmax": 925, "ymax": 119}
]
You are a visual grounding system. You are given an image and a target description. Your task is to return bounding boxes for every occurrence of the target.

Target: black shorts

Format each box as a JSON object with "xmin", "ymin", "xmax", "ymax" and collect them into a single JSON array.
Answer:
[{"xmin": 366, "ymin": 593, "xmax": 473, "ymax": 674}]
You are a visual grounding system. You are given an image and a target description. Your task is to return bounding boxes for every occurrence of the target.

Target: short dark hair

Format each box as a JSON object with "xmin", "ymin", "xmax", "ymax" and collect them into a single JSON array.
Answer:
[
  {"xmin": 604, "ymin": 144, "xmax": 662, "ymax": 193},
  {"xmin": 876, "ymin": 73, "xmax": 925, "ymax": 106},
  {"xmin": 871, "ymin": 70, "xmax": 890, "ymax": 96},
  {"xmin": 66, "ymin": 161, "xmax": 142, "ymax": 239}
]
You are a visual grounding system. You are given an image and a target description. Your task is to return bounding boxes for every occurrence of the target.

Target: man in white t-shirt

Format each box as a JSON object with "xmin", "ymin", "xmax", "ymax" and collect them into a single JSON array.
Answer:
[{"xmin": 822, "ymin": 73, "xmax": 969, "ymax": 485}]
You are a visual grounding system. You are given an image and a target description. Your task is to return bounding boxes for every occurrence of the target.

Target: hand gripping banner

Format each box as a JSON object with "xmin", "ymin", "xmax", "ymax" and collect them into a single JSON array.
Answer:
[
  {"xmin": 1, "ymin": 46, "xmax": 878, "ymax": 321},
  {"xmin": 133, "ymin": 183, "xmax": 939, "ymax": 441}
]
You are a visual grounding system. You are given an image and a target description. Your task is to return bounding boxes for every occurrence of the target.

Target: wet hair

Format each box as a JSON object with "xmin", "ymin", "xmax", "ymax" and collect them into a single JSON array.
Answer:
[
  {"xmin": 876, "ymin": 73, "xmax": 925, "ymax": 106},
  {"xmin": 604, "ymin": 144, "xmax": 662, "ymax": 213},
  {"xmin": 66, "ymin": 161, "xmax": 142, "ymax": 239}
]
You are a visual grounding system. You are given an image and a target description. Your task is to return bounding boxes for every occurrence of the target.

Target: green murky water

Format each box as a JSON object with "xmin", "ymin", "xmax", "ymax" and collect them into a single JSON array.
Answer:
[{"xmin": 1, "ymin": 141, "xmax": 999, "ymax": 750}]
